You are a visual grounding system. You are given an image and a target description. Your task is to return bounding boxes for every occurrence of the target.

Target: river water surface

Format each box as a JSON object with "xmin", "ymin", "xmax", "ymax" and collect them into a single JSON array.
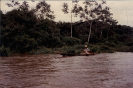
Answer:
[{"xmin": 0, "ymin": 52, "xmax": 133, "ymax": 88}]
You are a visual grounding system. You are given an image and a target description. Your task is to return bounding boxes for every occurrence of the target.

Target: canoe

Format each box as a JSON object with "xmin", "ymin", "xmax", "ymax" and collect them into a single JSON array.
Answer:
[{"xmin": 54, "ymin": 51, "xmax": 95, "ymax": 56}]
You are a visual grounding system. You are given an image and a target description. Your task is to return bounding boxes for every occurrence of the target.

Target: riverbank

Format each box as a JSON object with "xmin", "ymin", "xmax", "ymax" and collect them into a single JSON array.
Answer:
[
  {"xmin": 29, "ymin": 44, "xmax": 132, "ymax": 54},
  {"xmin": 15, "ymin": 44, "xmax": 133, "ymax": 56},
  {"xmin": 0, "ymin": 43, "xmax": 132, "ymax": 57}
]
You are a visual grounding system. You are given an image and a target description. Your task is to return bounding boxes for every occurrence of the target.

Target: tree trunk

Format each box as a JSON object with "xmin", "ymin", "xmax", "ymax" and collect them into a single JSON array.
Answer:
[
  {"xmin": 71, "ymin": 10, "xmax": 72, "ymax": 37},
  {"xmin": 88, "ymin": 22, "xmax": 92, "ymax": 44}
]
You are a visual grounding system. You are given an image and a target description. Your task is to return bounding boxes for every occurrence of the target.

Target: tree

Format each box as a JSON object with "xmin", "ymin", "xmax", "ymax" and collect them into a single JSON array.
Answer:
[
  {"xmin": 6, "ymin": 0, "xmax": 55, "ymax": 20},
  {"xmin": 97, "ymin": 6, "xmax": 118, "ymax": 40},
  {"xmin": 70, "ymin": 0, "xmax": 109, "ymax": 44},
  {"xmin": 2, "ymin": 0, "xmax": 55, "ymax": 53},
  {"xmin": 35, "ymin": 1, "xmax": 55, "ymax": 20},
  {"xmin": 62, "ymin": 2, "xmax": 74, "ymax": 37}
]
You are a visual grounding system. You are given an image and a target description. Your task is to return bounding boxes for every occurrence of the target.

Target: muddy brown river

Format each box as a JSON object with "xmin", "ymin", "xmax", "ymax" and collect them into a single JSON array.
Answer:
[{"xmin": 0, "ymin": 52, "xmax": 133, "ymax": 88}]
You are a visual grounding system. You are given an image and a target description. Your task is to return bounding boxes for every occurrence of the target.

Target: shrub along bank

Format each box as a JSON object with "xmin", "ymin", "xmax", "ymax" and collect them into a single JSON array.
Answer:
[{"xmin": 28, "ymin": 44, "xmax": 132, "ymax": 55}]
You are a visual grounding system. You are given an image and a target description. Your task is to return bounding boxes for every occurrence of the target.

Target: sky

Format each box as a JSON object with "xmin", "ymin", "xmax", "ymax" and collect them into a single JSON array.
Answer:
[{"xmin": 1, "ymin": 0, "xmax": 133, "ymax": 27}]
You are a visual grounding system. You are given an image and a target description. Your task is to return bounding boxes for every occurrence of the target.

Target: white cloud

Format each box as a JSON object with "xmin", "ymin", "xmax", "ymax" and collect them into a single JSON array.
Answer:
[{"xmin": 106, "ymin": 1, "xmax": 133, "ymax": 26}]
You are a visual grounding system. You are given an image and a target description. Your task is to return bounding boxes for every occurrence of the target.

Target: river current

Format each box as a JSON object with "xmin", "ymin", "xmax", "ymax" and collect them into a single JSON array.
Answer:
[{"xmin": 0, "ymin": 52, "xmax": 133, "ymax": 88}]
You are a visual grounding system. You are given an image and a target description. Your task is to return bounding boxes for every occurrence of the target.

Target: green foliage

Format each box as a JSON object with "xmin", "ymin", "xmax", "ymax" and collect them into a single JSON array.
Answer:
[
  {"xmin": 0, "ymin": 45, "xmax": 10, "ymax": 56},
  {"xmin": 104, "ymin": 41, "xmax": 117, "ymax": 47},
  {"xmin": 100, "ymin": 45, "xmax": 110, "ymax": 50},
  {"xmin": 10, "ymin": 35, "xmax": 38, "ymax": 53},
  {"xmin": 79, "ymin": 34, "xmax": 88, "ymax": 44},
  {"xmin": 108, "ymin": 36, "xmax": 115, "ymax": 42},
  {"xmin": 63, "ymin": 37, "xmax": 81, "ymax": 46},
  {"xmin": 29, "ymin": 46, "xmax": 54, "ymax": 54},
  {"xmin": 116, "ymin": 46, "xmax": 130, "ymax": 52},
  {"xmin": 91, "ymin": 47, "xmax": 98, "ymax": 53},
  {"xmin": 99, "ymin": 45, "xmax": 113, "ymax": 53},
  {"xmin": 66, "ymin": 48, "xmax": 75, "ymax": 53},
  {"xmin": 47, "ymin": 36, "xmax": 62, "ymax": 48},
  {"xmin": 126, "ymin": 42, "xmax": 133, "ymax": 46},
  {"xmin": 74, "ymin": 45, "xmax": 84, "ymax": 49},
  {"xmin": 55, "ymin": 45, "xmax": 83, "ymax": 54},
  {"xmin": 75, "ymin": 49, "xmax": 82, "ymax": 54},
  {"xmin": 129, "ymin": 46, "xmax": 133, "ymax": 52}
]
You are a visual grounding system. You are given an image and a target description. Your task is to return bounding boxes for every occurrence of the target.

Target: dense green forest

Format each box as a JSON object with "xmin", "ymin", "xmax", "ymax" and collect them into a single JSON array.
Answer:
[{"xmin": 0, "ymin": 1, "xmax": 133, "ymax": 56}]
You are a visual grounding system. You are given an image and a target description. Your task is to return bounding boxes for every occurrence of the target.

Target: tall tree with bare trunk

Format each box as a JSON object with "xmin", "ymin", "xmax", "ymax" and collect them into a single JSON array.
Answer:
[{"xmin": 69, "ymin": 0, "xmax": 109, "ymax": 44}]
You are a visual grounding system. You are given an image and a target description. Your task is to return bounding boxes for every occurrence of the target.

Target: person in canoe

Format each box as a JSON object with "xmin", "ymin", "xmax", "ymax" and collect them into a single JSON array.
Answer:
[{"xmin": 81, "ymin": 45, "xmax": 95, "ymax": 55}]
